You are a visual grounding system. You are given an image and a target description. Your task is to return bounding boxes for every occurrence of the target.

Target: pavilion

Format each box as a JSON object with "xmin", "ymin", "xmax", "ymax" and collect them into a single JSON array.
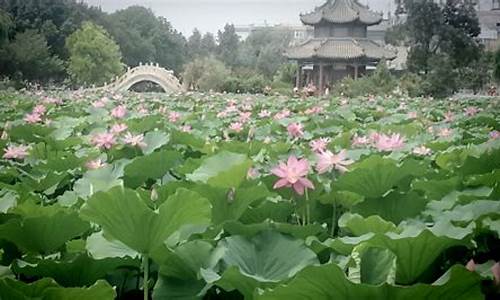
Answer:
[{"xmin": 286, "ymin": 0, "xmax": 396, "ymax": 94}]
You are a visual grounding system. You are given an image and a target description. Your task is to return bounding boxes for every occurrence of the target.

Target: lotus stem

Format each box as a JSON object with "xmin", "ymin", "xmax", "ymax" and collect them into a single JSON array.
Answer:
[
  {"xmin": 305, "ymin": 188, "xmax": 311, "ymax": 226},
  {"xmin": 331, "ymin": 201, "xmax": 336, "ymax": 237},
  {"xmin": 143, "ymin": 254, "xmax": 149, "ymax": 300}
]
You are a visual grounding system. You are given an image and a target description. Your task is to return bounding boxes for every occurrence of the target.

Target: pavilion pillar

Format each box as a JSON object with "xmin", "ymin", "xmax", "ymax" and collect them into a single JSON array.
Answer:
[
  {"xmin": 354, "ymin": 64, "xmax": 359, "ymax": 80},
  {"xmin": 319, "ymin": 63, "xmax": 324, "ymax": 95},
  {"xmin": 296, "ymin": 63, "xmax": 302, "ymax": 88}
]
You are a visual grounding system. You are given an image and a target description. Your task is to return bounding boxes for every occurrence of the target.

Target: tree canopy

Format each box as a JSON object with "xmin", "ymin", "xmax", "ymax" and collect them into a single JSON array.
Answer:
[{"xmin": 66, "ymin": 22, "xmax": 123, "ymax": 86}]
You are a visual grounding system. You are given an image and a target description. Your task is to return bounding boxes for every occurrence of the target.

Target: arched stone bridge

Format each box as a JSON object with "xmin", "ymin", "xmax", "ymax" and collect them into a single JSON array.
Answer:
[{"xmin": 100, "ymin": 63, "xmax": 184, "ymax": 93}]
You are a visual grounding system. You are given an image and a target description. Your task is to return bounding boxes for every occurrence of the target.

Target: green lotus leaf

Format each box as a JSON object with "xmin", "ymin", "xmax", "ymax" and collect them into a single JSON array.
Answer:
[
  {"xmin": 335, "ymin": 156, "xmax": 423, "ymax": 199},
  {"xmin": 0, "ymin": 278, "xmax": 115, "ymax": 300},
  {"xmin": 257, "ymin": 264, "xmax": 482, "ymax": 300},
  {"xmin": 86, "ymin": 231, "xmax": 139, "ymax": 259},
  {"xmin": 326, "ymin": 229, "xmax": 471, "ymax": 284},
  {"xmin": 0, "ymin": 206, "xmax": 90, "ymax": 254},
  {"xmin": 187, "ymin": 151, "xmax": 252, "ymax": 189},
  {"xmin": 80, "ymin": 187, "xmax": 211, "ymax": 255},
  {"xmin": 351, "ymin": 191, "xmax": 428, "ymax": 224},
  {"xmin": 348, "ymin": 244, "xmax": 397, "ymax": 285},
  {"xmin": 12, "ymin": 254, "xmax": 138, "ymax": 287},
  {"xmin": 141, "ymin": 131, "xmax": 169, "ymax": 155},
  {"xmin": 215, "ymin": 231, "xmax": 318, "ymax": 284},
  {"xmin": 73, "ymin": 161, "xmax": 127, "ymax": 199},
  {"xmin": 123, "ymin": 150, "xmax": 182, "ymax": 188},
  {"xmin": 338, "ymin": 213, "xmax": 398, "ymax": 236}
]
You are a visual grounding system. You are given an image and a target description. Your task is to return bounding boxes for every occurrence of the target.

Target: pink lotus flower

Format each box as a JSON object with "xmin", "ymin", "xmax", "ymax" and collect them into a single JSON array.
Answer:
[
  {"xmin": 230, "ymin": 122, "xmax": 243, "ymax": 133},
  {"xmin": 352, "ymin": 135, "xmax": 370, "ymax": 147},
  {"xmin": 274, "ymin": 109, "xmax": 291, "ymax": 120},
  {"xmin": 217, "ymin": 111, "xmax": 228, "ymax": 118},
  {"xmin": 309, "ymin": 138, "xmax": 330, "ymax": 153},
  {"xmin": 239, "ymin": 112, "xmax": 252, "ymax": 123},
  {"xmin": 493, "ymin": 262, "xmax": 500, "ymax": 285},
  {"xmin": 247, "ymin": 167, "xmax": 260, "ymax": 180},
  {"xmin": 92, "ymin": 100, "xmax": 106, "ymax": 108},
  {"xmin": 111, "ymin": 105, "xmax": 127, "ymax": 118},
  {"xmin": 111, "ymin": 123, "xmax": 128, "ymax": 135},
  {"xmin": 465, "ymin": 259, "xmax": 476, "ymax": 272},
  {"xmin": 375, "ymin": 133, "xmax": 405, "ymax": 152},
  {"xmin": 413, "ymin": 145, "xmax": 432, "ymax": 156},
  {"xmin": 287, "ymin": 123, "xmax": 304, "ymax": 138},
  {"xmin": 490, "ymin": 130, "xmax": 500, "ymax": 140},
  {"xmin": 181, "ymin": 125, "xmax": 192, "ymax": 133},
  {"xmin": 33, "ymin": 104, "xmax": 46, "ymax": 115},
  {"xmin": 3, "ymin": 145, "xmax": 29, "ymax": 160},
  {"xmin": 169, "ymin": 112, "xmax": 181, "ymax": 123},
  {"xmin": 316, "ymin": 150, "xmax": 354, "ymax": 174},
  {"xmin": 123, "ymin": 132, "xmax": 147, "ymax": 148},
  {"xmin": 24, "ymin": 112, "xmax": 42, "ymax": 124},
  {"xmin": 271, "ymin": 155, "xmax": 314, "ymax": 195},
  {"xmin": 86, "ymin": 159, "xmax": 107, "ymax": 170},
  {"xmin": 438, "ymin": 128, "xmax": 453, "ymax": 138},
  {"xmin": 444, "ymin": 111, "xmax": 454, "ymax": 122},
  {"xmin": 259, "ymin": 110, "xmax": 271, "ymax": 118},
  {"xmin": 464, "ymin": 107, "xmax": 479, "ymax": 117},
  {"xmin": 91, "ymin": 132, "xmax": 116, "ymax": 149},
  {"xmin": 408, "ymin": 111, "xmax": 418, "ymax": 119},
  {"xmin": 340, "ymin": 99, "xmax": 349, "ymax": 106}
]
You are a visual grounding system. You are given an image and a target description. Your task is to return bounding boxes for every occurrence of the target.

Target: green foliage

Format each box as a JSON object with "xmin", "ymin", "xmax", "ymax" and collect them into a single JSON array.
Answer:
[
  {"xmin": 404, "ymin": 0, "xmax": 483, "ymax": 96},
  {"xmin": 0, "ymin": 29, "xmax": 64, "ymax": 82},
  {"xmin": 182, "ymin": 56, "xmax": 231, "ymax": 92},
  {"xmin": 217, "ymin": 23, "xmax": 240, "ymax": 68},
  {"xmin": 335, "ymin": 62, "xmax": 396, "ymax": 97},
  {"xmin": 66, "ymin": 22, "xmax": 123, "ymax": 86},
  {"xmin": 495, "ymin": 48, "xmax": 500, "ymax": 83},
  {"xmin": 0, "ymin": 8, "xmax": 12, "ymax": 46}
]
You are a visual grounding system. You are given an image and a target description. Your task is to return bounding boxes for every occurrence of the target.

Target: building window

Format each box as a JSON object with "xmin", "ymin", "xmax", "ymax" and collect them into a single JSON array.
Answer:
[{"xmin": 494, "ymin": 0, "xmax": 500, "ymax": 10}]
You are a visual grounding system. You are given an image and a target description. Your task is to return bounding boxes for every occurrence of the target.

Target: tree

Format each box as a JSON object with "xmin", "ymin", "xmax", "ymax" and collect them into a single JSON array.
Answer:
[
  {"xmin": 187, "ymin": 29, "xmax": 203, "ymax": 59},
  {"xmin": 0, "ymin": 29, "xmax": 63, "ymax": 82},
  {"xmin": 182, "ymin": 56, "xmax": 230, "ymax": 92},
  {"xmin": 217, "ymin": 24, "xmax": 240, "ymax": 67},
  {"xmin": 103, "ymin": 6, "xmax": 186, "ymax": 73},
  {"xmin": 66, "ymin": 22, "xmax": 123, "ymax": 86},
  {"xmin": 0, "ymin": 8, "xmax": 12, "ymax": 46},
  {"xmin": 404, "ymin": 0, "xmax": 482, "ymax": 96},
  {"xmin": 495, "ymin": 49, "xmax": 500, "ymax": 83},
  {"xmin": 201, "ymin": 33, "xmax": 217, "ymax": 56}
]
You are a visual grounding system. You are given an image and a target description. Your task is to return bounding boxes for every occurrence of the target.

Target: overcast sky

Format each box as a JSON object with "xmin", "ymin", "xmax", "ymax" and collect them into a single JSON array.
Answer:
[{"xmin": 84, "ymin": 0, "xmax": 394, "ymax": 35}]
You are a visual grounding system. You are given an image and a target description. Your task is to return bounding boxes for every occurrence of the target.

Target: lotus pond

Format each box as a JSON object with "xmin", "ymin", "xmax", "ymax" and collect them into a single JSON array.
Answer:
[{"xmin": 0, "ymin": 90, "xmax": 499, "ymax": 299}]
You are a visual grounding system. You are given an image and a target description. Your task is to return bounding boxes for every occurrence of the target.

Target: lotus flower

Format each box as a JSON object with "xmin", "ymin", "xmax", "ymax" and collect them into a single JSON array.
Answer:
[
  {"xmin": 239, "ymin": 112, "xmax": 252, "ymax": 123},
  {"xmin": 169, "ymin": 112, "xmax": 181, "ymax": 123},
  {"xmin": 438, "ymin": 128, "xmax": 453, "ymax": 138},
  {"xmin": 465, "ymin": 259, "xmax": 476, "ymax": 272},
  {"xmin": 33, "ymin": 104, "xmax": 46, "ymax": 115},
  {"xmin": 24, "ymin": 112, "xmax": 42, "ymax": 124},
  {"xmin": 493, "ymin": 262, "xmax": 500, "ymax": 285},
  {"xmin": 181, "ymin": 125, "xmax": 192, "ymax": 133},
  {"xmin": 490, "ymin": 130, "xmax": 499, "ymax": 140},
  {"xmin": 123, "ymin": 132, "xmax": 147, "ymax": 148},
  {"xmin": 3, "ymin": 145, "xmax": 29, "ymax": 160},
  {"xmin": 111, "ymin": 123, "xmax": 128, "ymax": 135},
  {"xmin": 316, "ymin": 149, "xmax": 354, "ymax": 174},
  {"xmin": 408, "ymin": 111, "xmax": 417, "ymax": 119},
  {"xmin": 309, "ymin": 138, "xmax": 330, "ymax": 153},
  {"xmin": 464, "ymin": 107, "xmax": 479, "ymax": 117},
  {"xmin": 230, "ymin": 122, "xmax": 243, "ymax": 133},
  {"xmin": 91, "ymin": 132, "xmax": 116, "ymax": 149},
  {"xmin": 86, "ymin": 159, "xmax": 107, "ymax": 170},
  {"xmin": 375, "ymin": 133, "xmax": 405, "ymax": 152},
  {"xmin": 271, "ymin": 155, "xmax": 314, "ymax": 195},
  {"xmin": 259, "ymin": 110, "xmax": 271, "ymax": 118},
  {"xmin": 111, "ymin": 105, "xmax": 127, "ymax": 118},
  {"xmin": 352, "ymin": 135, "xmax": 370, "ymax": 147},
  {"xmin": 413, "ymin": 145, "xmax": 432, "ymax": 156},
  {"xmin": 287, "ymin": 122, "xmax": 304, "ymax": 138},
  {"xmin": 444, "ymin": 111, "xmax": 454, "ymax": 122}
]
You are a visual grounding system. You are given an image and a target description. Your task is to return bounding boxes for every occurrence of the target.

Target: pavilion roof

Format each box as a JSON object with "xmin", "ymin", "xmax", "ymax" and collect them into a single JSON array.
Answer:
[
  {"xmin": 300, "ymin": 0, "xmax": 383, "ymax": 26},
  {"xmin": 285, "ymin": 37, "xmax": 396, "ymax": 61}
]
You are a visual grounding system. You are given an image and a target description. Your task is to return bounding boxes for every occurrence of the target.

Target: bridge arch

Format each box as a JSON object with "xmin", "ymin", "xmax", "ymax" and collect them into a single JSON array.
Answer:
[{"xmin": 105, "ymin": 64, "xmax": 183, "ymax": 93}]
